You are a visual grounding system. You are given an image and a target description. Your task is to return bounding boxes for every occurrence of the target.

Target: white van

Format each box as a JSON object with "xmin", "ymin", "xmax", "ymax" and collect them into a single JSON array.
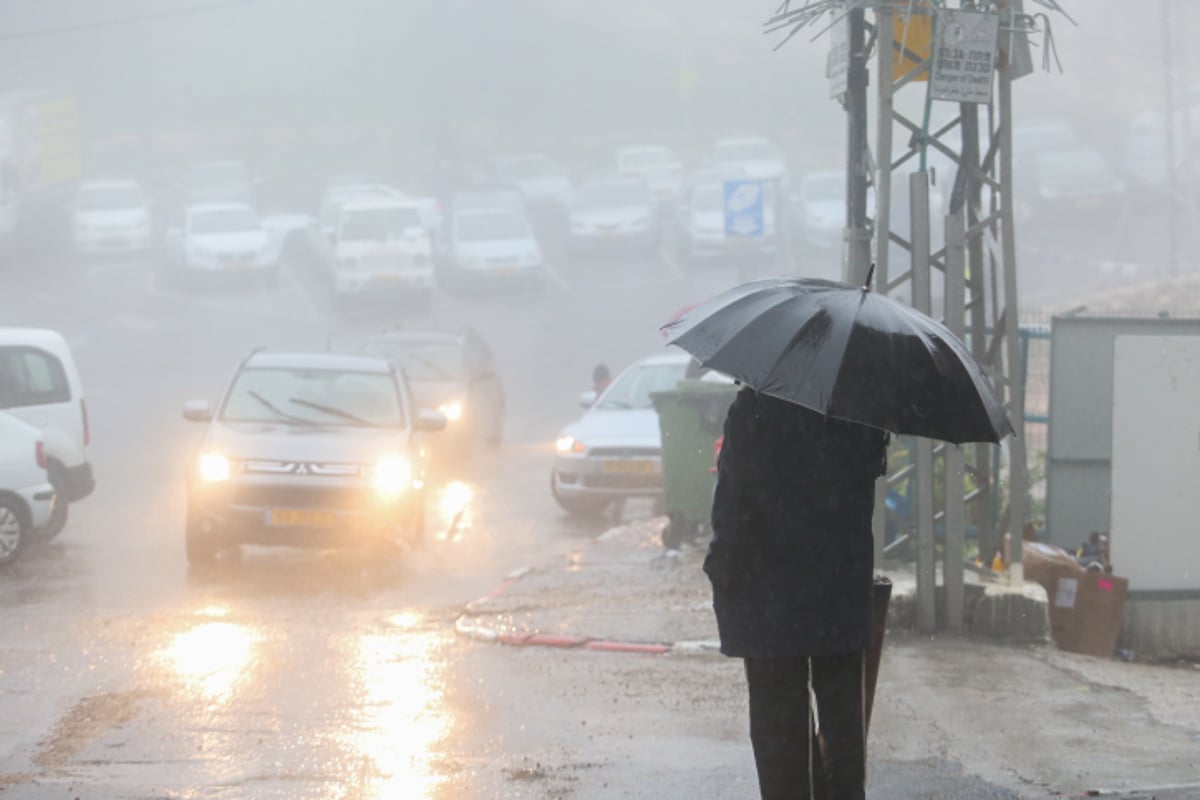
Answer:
[
  {"xmin": 0, "ymin": 410, "xmax": 55, "ymax": 566},
  {"xmin": 0, "ymin": 329, "xmax": 93, "ymax": 539},
  {"xmin": 323, "ymin": 196, "xmax": 436, "ymax": 307}
]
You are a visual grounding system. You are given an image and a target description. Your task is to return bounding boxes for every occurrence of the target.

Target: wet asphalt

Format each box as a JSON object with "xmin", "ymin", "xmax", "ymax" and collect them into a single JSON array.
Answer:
[{"xmin": 0, "ymin": 216, "xmax": 1126, "ymax": 798}]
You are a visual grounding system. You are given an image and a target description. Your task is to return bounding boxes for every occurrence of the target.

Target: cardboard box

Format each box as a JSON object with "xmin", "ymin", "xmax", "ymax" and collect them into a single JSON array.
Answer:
[{"xmin": 1047, "ymin": 572, "xmax": 1130, "ymax": 658}]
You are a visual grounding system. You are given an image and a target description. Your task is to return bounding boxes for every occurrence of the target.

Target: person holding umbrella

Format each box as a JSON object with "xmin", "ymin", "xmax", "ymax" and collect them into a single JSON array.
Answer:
[{"xmin": 663, "ymin": 274, "xmax": 1012, "ymax": 799}]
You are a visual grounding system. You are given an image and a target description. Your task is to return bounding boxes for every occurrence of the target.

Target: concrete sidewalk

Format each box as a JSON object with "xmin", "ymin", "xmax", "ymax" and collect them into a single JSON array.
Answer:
[{"xmin": 455, "ymin": 517, "xmax": 1200, "ymax": 799}]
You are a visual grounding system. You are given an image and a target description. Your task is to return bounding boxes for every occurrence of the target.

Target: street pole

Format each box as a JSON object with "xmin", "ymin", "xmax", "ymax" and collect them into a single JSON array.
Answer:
[
  {"xmin": 943, "ymin": 208, "xmax": 967, "ymax": 631},
  {"xmin": 844, "ymin": 4, "xmax": 872, "ymax": 287},
  {"xmin": 910, "ymin": 171, "xmax": 936, "ymax": 634}
]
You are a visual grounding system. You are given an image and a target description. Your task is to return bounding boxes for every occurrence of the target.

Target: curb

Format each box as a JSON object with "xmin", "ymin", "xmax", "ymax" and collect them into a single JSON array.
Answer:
[{"xmin": 454, "ymin": 532, "xmax": 726, "ymax": 659}]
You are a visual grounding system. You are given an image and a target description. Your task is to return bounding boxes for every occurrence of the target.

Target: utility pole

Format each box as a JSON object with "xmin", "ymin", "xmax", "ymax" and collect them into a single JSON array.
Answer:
[{"xmin": 844, "ymin": 4, "xmax": 873, "ymax": 287}]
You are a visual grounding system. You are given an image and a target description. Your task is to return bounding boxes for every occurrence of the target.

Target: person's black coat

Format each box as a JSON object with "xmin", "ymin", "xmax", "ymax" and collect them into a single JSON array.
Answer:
[{"xmin": 704, "ymin": 388, "xmax": 887, "ymax": 658}]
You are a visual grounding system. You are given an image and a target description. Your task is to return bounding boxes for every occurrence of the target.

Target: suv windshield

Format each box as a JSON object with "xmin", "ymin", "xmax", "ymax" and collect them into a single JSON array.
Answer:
[
  {"xmin": 454, "ymin": 211, "xmax": 531, "ymax": 242},
  {"xmin": 339, "ymin": 207, "xmax": 423, "ymax": 241},
  {"xmin": 77, "ymin": 185, "xmax": 144, "ymax": 210},
  {"xmin": 362, "ymin": 341, "xmax": 465, "ymax": 382},
  {"xmin": 221, "ymin": 367, "xmax": 404, "ymax": 427},
  {"xmin": 573, "ymin": 182, "xmax": 648, "ymax": 210},
  {"xmin": 190, "ymin": 208, "xmax": 260, "ymax": 234},
  {"xmin": 597, "ymin": 361, "xmax": 690, "ymax": 410}
]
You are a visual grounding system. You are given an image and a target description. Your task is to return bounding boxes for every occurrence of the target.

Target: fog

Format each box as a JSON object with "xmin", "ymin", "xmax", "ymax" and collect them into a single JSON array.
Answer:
[{"xmin": 1, "ymin": 2, "xmax": 1199, "ymax": 797}]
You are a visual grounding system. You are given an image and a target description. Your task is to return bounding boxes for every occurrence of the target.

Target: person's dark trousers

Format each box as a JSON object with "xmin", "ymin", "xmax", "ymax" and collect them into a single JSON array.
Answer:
[{"xmin": 744, "ymin": 652, "xmax": 866, "ymax": 800}]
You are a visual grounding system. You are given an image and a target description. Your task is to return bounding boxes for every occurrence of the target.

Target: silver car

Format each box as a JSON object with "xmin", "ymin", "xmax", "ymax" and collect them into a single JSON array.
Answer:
[
  {"xmin": 182, "ymin": 352, "xmax": 445, "ymax": 565},
  {"xmin": 551, "ymin": 351, "xmax": 698, "ymax": 517}
]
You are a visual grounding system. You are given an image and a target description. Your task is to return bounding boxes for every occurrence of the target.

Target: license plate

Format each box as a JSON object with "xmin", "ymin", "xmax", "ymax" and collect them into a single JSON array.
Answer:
[
  {"xmin": 601, "ymin": 460, "xmax": 656, "ymax": 475},
  {"xmin": 267, "ymin": 509, "xmax": 335, "ymax": 527}
]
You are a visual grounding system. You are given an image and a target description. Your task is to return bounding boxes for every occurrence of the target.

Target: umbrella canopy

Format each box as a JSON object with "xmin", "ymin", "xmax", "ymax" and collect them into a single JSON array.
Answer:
[{"xmin": 662, "ymin": 277, "xmax": 1013, "ymax": 444}]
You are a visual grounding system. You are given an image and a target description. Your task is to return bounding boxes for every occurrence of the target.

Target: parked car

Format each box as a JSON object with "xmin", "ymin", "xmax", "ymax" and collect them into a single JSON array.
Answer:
[
  {"xmin": 567, "ymin": 177, "xmax": 658, "ymax": 252},
  {"xmin": 494, "ymin": 155, "xmax": 573, "ymax": 213},
  {"xmin": 0, "ymin": 411, "xmax": 55, "ymax": 567},
  {"xmin": 180, "ymin": 351, "xmax": 445, "ymax": 565},
  {"xmin": 181, "ymin": 160, "xmax": 255, "ymax": 207},
  {"xmin": 615, "ymin": 145, "xmax": 684, "ymax": 203},
  {"xmin": 70, "ymin": 179, "xmax": 154, "ymax": 255},
  {"xmin": 442, "ymin": 207, "xmax": 545, "ymax": 292},
  {"xmin": 676, "ymin": 178, "xmax": 778, "ymax": 266},
  {"xmin": 710, "ymin": 136, "xmax": 790, "ymax": 191},
  {"xmin": 361, "ymin": 328, "xmax": 505, "ymax": 453},
  {"xmin": 793, "ymin": 170, "xmax": 847, "ymax": 253},
  {"xmin": 551, "ymin": 351, "xmax": 705, "ymax": 517},
  {"xmin": 164, "ymin": 203, "xmax": 280, "ymax": 288},
  {"xmin": 312, "ymin": 194, "xmax": 435, "ymax": 309},
  {"xmin": 0, "ymin": 328, "xmax": 93, "ymax": 540}
]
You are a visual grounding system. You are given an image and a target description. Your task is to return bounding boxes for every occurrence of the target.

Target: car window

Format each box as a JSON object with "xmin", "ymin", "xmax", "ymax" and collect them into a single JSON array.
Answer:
[
  {"xmin": 77, "ymin": 185, "xmax": 144, "ymax": 210},
  {"xmin": 573, "ymin": 181, "xmax": 649, "ymax": 210},
  {"xmin": 596, "ymin": 362, "xmax": 689, "ymax": 411},
  {"xmin": 220, "ymin": 367, "xmax": 405, "ymax": 427},
  {"xmin": 0, "ymin": 346, "xmax": 71, "ymax": 409},
  {"xmin": 361, "ymin": 341, "xmax": 466, "ymax": 382},
  {"xmin": 190, "ymin": 208, "xmax": 260, "ymax": 234},
  {"xmin": 453, "ymin": 211, "xmax": 532, "ymax": 242},
  {"xmin": 339, "ymin": 207, "xmax": 423, "ymax": 241}
]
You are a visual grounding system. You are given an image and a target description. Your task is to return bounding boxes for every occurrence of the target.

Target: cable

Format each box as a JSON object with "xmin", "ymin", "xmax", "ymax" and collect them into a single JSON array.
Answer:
[{"xmin": 0, "ymin": 0, "xmax": 260, "ymax": 43}]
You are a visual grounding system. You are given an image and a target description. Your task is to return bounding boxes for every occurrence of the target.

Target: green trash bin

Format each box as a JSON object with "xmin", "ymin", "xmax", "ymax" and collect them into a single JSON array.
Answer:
[{"xmin": 651, "ymin": 379, "xmax": 738, "ymax": 550}]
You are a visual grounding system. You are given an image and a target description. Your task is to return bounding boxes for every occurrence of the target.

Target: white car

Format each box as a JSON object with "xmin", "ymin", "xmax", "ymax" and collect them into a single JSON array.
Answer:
[
  {"xmin": 0, "ymin": 328, "xmax": 92, "ymax": 541},
  {"xmin": 615, "ymin": 145, "xmax": 685, "ymax": 203},
  {"xmin": 794, "ymin": 171, "xmax": 848, "ymax": 253},
  {"xmin": 70, "ymin": 179, "xmax": 154, "ymax": 254},
  {"xmin": 677, "ymin": 179, "xmax": 778, "ymax": 265},
  {"xmin": 568, "ymin": 178, "xmax": 658, "ymax": 252},
  {"xmin": 316, "ymin": 195, "xmax": 435, "ymax": 308},
  {"xmin": 495, "ymin": 155, "xmax": 573, "ymax": 213},
  {"xmin": 444, "ymin": 208, "xmax": 545, "ymax": 292},
  {"xmin": 166, "ymin": 203, "xmax": 280, "ymax": 287},
  {"xmin": 551, "ymin": 351, "xmax": 706, "ymax": 516},
  {"xmin": 711, "ymin": 136, "xmax": 790, "ymax": 191},
  {"xmin": 0, "ymin": 411, "xmax": 55, "ymax": 567}
]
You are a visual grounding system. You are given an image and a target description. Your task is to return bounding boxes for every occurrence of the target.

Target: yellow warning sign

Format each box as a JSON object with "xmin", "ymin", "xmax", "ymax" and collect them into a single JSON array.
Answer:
[{"xmin": 892, "ymin": 3, "xmax": 933, "ymax": 82}]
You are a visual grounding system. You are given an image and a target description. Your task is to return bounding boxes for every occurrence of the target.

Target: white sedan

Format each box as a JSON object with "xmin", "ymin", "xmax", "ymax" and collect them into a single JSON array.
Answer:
[
  {"xmin": 444, "ymin": 208, "xmax": 545, "ymax": 292},
  {"xmin": 165, "ymin": 203, "xmax": 280, "ymax": 288},
  {"xmin": 551, "ymin": 351, "xmax": 713, "ymax": 517},
  {"xmin": 71, "ymin": 179, "xmax": 154, "ymax": 255}
]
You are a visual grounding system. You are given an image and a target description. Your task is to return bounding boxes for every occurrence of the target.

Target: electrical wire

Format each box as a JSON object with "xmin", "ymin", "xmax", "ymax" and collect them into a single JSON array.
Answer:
[{"xmin": 0, "ymin": 0, "xmax": 260, "ymax": 43}]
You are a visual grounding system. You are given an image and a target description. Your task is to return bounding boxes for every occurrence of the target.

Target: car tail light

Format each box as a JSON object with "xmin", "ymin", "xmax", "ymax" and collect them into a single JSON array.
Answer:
[
  {"xmin": 81, "ymin": 398, "xmax": 90, "ymax": 447},
  {"xmin": 36, "ymin": 441, "xmax": 47, "ymax": 470}
]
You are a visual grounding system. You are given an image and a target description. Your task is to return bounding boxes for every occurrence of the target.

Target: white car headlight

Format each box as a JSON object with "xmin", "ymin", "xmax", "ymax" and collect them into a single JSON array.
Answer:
[
  {"xmin": 555, "ymin": 435, "xmax": 585, "ymax": 454},
  {"xmin": 197, "ymin": 453, "xmax": 232, "ymax": 483},
  {"xmin": 438, "ymin": 401, "xmax": 464, "ymax": 422},
  {"xmin": 372, "ymin": 454, "xmax": 413, "ymax": 496}
]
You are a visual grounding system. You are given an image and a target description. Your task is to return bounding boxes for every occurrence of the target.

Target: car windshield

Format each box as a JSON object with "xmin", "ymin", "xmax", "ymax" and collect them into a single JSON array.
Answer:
[
  {"xmin": 454, "ymin": 211, "xmax": 531, "ymax": 242},
  {"xmin": 361, "ymin": 341, "xmax": 465, "ymax": 382},
  {"xmin": 187, "ymin": 163, "xmax": 249, "ymax": 191},
  {"xmin": 573, "ymin": 182, "xmax": 648, "ymax": 210},
  {"xmin": 714, "ymin": 141, "xmax": 777, "ymax": 162},
  {"xmin": 76, "ymin": 185, "xmax": 144, "ymax": 210},
  {"xmin": 453, "ymin": 191, "xmax": 524, "ymax": 212},
  {"xmin": 190, "ymin": 208, "xmax": 260, "ymax": 234},
  {"xmin": 690, "ymin": 184, "xmax": 724, "ymax": 212},
  {"xmin": 596, "ymin": 361, "xmax": 690, "ymax": 410},
  {"xmin": 221, "ymin": 367, "xmax": 404, "ymax": 427},
  {"xmin": 339, "ymin": 207, "xmax": 423, "ymax": 241}
]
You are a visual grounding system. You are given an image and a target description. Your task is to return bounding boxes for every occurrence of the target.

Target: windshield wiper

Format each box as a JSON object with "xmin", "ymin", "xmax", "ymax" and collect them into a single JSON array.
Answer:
[
  {"xmin": 287, "ymin": 397, "xmax": 378, "ymax": 427},
  {"xmin": 248, "ymin": 391, "xmax": 313, "ymax": 424}
]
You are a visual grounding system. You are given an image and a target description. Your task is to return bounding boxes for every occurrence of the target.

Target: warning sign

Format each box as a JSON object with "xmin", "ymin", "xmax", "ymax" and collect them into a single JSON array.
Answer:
[
  {"xmin": 891, "ymin": 3, "xmax": 933, "ymax": 82},
  {"xmin": 930, "ymin": 10, "xmax": 1000, "ymax": 104}
]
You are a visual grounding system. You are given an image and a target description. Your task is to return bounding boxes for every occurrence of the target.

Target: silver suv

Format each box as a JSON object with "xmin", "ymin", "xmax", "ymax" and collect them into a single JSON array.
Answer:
[{"xmin": 181, "ymin": 351, "xmax": 444, "ymax": 565}]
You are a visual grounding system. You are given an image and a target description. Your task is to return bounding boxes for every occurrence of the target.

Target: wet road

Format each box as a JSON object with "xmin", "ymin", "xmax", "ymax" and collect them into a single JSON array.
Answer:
[
  {"xmin": 0, "ymin": 228, "xmax": 765, "ymax": 797},
  {"xmin": 0, "ymin": 217, "xmax": 1097, "ymax": 798}
]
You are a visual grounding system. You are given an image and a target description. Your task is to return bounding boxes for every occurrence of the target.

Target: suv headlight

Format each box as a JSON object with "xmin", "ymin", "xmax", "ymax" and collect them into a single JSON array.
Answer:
[
  {"xmin": 372, "ymin": 454, "xmax": 413, "ymax": 496},
  {"xmin": 555, "ymin": 435, "xmax": 585, "ymax": 454},
  {"xmin": 438, "ymin": 401, "xmax": 464, "ymax": 422},
  {"xmin": 197, "ymin": 453, "xmax": 232, "ymax": 483}
]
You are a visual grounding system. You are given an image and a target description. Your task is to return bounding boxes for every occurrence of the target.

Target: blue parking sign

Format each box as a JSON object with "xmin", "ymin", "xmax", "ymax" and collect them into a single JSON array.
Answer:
[{"xmin": 723, "ymin": 179, "xmax": 765, "ymax": 238}]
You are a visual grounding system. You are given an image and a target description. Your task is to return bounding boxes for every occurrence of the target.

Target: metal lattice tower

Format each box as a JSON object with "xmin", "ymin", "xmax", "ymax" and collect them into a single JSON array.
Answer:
[{"xmin": 767, "ymin": 0, "xmax": 1072, "ymax": 631}]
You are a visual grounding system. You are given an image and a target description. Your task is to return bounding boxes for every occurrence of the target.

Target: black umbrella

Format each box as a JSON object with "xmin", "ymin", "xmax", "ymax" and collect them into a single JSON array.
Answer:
[{"xmin": 662, "ymin": 276, "xmax": 1013, "ymax": 444}]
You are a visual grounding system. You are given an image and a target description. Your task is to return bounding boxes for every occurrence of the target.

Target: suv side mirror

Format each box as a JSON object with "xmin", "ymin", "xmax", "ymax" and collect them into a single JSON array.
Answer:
[
  {"xmin": 578, "ymin": 390, "xmax": 597, "ymax": 409},
  {"xmin": 182, "ymin": 400, "xmax": 213, "ymax": 422},
  {"xmin": 414, "ymin": 408, "xmax": 447, "ymax": 432}
]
